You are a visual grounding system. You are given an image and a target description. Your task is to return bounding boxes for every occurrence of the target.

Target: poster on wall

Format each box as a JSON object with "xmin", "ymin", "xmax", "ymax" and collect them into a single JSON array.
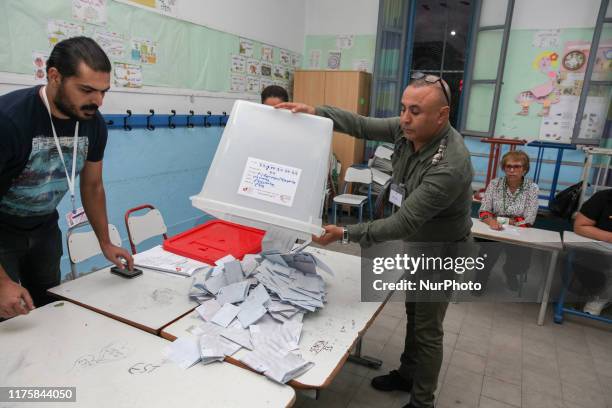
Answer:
[
  {"xmin": 260, "ymin": 77, "xmax": 274, "ymax": 92},
  {"xmin": 130, "ymin": 38, "xmax": 158, "ymax": 64},
  {"xmin": 272, "ymin": 64, "xmax": 285, "ymax": 80},
  {"xmin": 280, "ymin": 49, "xmax": 291, "ymax": 66},
  {"xmin": 239, "ymin": 38, "xmax": 254, "ymax": 57},
  {"xmin": 352, "ymin": 59, "xmax": 370, "ymax": 72},
  {"xmin": 231, "ymin": 55, "xmax": 246, "ymax": 73},
  {"xmin": 47, "ymin": 20, "xmax": 85, "ymax": 47},
  {"xmin": 336, "ymin": 35, "xmax": 354, "ymax": 50},
  {"xmin": 246, "ymin": 76, "xmax": 261, "ymax": 94},
  {"xmin": 532, "ymin": 29, "xmax": 560, "ymax": 49},
  {"xmin": 156, "ymin": 0, "xmax": 178, "ymax": 15},
  {"xmin": 309, "ymin": 50, "xmax": 321, "ymax": 69},
  {"xmin": 327, "ymin": 50, "xmax": 341, "ymax": 70},
  {"xmin": 72, "ymin": 0, "xmax": 107, "ymax": 25},
  {"xmin": 94, "ymin": 29, "xmax": 125, "ymax": 58},
  {"xmin": 246, "ymin": 58, "xmax": 260, "ymax": 75},
  {"xmin": 114, "ymin": 62, "xmax": 143, "ymax": 88},
  {"xmin": 260, "ymin": 62, "xmax": 272, "ymax": 77},
  {"xmin": 538, "ymin": 96, "xmax": 578, "ymax": 143},
  {"xmin": 290, "ymin": 53, "xmax": 301, "ymax": 68},
  {"xmin": 230, "ymin": 74, "xmax": 246, "ymax": 92},
  {"xmin": 32, "ymin": 51, "xmax": 49, "ymax": 84},
  {"xmin": 261, "ymin": 45, "xmax": 274, "ymax": 63}
]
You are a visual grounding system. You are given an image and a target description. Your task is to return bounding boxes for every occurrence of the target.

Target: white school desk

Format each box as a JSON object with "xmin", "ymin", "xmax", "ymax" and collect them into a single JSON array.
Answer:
[
  {"xmin": 48, "ymin": 267, "xmax": 197, "ymax": 334},
  {"xmin": 0, "ymin": 301, "xmax": 295, "ymax": 408},
  {"xmin": 161, "ymin": 247, "xmax": 384, "ymax": 390},
  {"xmin": 471, "ymin": 218, "xmax": 563, "ymax": 325},
  {"xmin": 563, "ymin": 231, "xmax": 612, "ymax": 247}
]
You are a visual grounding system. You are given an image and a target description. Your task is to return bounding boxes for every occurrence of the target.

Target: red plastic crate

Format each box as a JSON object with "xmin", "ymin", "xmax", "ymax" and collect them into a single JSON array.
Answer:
[{"xmin": 163, "ymin": 219, "xmax": 265, "ymax": 265}]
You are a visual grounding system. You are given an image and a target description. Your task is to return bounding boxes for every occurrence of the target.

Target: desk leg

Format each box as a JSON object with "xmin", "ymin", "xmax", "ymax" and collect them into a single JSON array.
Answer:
[
  {"xmin": 348, "ymin": 337, "xmax": 383, "ymax": 368},
  {"xmin": 537, "ymin": 250, "xmax": 559, "ymax": 326}
]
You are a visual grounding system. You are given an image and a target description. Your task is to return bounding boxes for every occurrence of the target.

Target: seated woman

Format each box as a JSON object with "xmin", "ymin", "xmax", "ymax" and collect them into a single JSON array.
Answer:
[{"xmin": 475, "ymin": 150, "xmax": 539, "ymax": 293}]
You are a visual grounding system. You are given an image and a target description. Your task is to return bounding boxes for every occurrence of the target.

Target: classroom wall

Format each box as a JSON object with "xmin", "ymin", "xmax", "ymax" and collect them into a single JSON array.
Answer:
[
  {"xmin": 467, "ymin": 0, "xmax": 610, "ymax": 145},
  {"xmin": 302, "ymin": 0, "xmax": 379, "ymax": 72},
  {"xmin": 0, "ymin": 0, "xmax": 307, "ymax": 114}
]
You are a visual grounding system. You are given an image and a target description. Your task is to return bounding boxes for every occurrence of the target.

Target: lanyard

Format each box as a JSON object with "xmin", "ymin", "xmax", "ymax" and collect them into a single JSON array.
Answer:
[{"xmin": 40, "ymin": 86, "xmax": 79, "ymax": 213}]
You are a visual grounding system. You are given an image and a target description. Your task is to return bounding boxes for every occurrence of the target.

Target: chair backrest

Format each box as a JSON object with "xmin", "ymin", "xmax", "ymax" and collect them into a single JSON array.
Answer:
[
  {"xmin": 67, "ymin": 223, "xmax": 122, "ymax": 264},
  {"xmin": 374, "ymin": 144, "xmax": 393, "ymax": 160},
  {"xmin": 125, "ymin": 205, "xmax": 168, "ymax": 254},
  {"xmin": 127, "ymin": 209, "xmax": 167, "ymax": 246},
  {"xmin": 344, "ymin": 167, "xmax": 373, "ymax": 185}
]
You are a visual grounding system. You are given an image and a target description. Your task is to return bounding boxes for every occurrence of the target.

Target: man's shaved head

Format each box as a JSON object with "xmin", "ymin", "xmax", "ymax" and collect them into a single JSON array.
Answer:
[{"xmin": 408, "ymin": 76, "xmax": 451, "ymax": 108}]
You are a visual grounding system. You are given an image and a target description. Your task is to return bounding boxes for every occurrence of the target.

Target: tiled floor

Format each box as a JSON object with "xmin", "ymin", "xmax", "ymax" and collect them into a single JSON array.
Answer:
[{"xmin": 295, "ymin": 242, "xmax": 612, "ymax": 408}]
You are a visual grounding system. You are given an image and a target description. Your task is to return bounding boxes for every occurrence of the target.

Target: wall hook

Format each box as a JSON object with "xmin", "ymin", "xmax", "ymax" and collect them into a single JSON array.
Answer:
[
  {"xmin": 146, "ymin": 109, "xmax": 155, "ymax": 131},
  {"xmin": 123, "ymin": 109, "xmax": 132, "ymax": 131},
  {"xmin": 221, "ymin": 111, "xmax": 227, "ymax": 127},
  {"xmin": 168, "ymin": 109, "xmax": 176, "ymax": 129},
  {"xmin": 187, "ymin": 110, "xmax": 194, "ymax": 128},
  {"xmin": 204, "ymin": 110, "xmax": 212, "ymax": 128}
]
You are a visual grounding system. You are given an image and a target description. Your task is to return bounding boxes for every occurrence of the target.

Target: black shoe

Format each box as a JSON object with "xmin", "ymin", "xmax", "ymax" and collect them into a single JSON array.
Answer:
[{"xmin": 371, "ymin": 370, "xmax": 413, "ymax": 392}]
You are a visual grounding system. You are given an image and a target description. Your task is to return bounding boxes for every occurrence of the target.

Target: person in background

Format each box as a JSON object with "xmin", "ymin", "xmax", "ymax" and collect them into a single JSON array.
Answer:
[
  {"xmin": 0, "ymin": 37, "xmax": 133, "ymax": 319},
  {"xmin": 479, "ymin": 150, "xmax": 539, "ymax": 230},
  {"xmin": 261, "ymin": 85, "xmax": 288, "ymax": 106},
  {"xmin": 573, "ymin": 188, "xmax": 612, "ymax": 315},
  {"xmin": 475, "ymin": 150, "xmax": 539, "ymax": 292}
]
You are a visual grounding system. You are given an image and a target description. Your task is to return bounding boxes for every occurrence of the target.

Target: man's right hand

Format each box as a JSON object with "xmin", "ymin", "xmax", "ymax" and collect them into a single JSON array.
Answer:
[
  {"xmin": 274, "ymin": 102, "xmax": 315, "ymax": 115},
  {"xmin": 0, "ymin": 278, "xmax": 34, "ymax": 319}
]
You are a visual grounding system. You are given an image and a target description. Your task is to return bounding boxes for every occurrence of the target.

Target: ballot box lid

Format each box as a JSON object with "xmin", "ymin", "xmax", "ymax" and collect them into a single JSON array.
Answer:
[
  {"xmin": 163, "ymin": 219, "xmax": 265, "ymax": 265},
  {"xmin": 191, "ymin": 100, "xmax": 333, "ymax": 240}
]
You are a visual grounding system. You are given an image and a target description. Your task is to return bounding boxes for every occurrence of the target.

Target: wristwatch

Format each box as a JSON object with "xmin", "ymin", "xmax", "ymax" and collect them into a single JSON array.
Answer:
[{"xmin": 341, "ymin": 227, "xmax": 349, "ymax": 244}]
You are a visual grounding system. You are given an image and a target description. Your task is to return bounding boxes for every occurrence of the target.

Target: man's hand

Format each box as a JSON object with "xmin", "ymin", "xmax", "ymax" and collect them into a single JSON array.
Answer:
[
  {"xmin": 0, "ymin": 278, "xmax": 34, "ymax": 318},
  {"xmin": 101, "ymin": 243, "xmax": 134, "ymax": 270},
  {"xmin": 274, "ymin": 102, "xmax": 316, "ymax": 115},
  {"xmin": 312, "ymin": 225, "xmax": 344, "ymax": 246}
]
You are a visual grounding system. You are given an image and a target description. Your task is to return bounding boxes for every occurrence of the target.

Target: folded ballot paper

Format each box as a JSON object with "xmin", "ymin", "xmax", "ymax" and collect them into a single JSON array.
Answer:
[{"xmin": 166, "ymin": 230, "xmax": 334, "ymax": 383}]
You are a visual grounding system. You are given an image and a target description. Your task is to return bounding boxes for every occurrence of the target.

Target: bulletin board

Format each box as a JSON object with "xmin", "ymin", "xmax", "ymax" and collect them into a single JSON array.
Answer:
[
  {"xmin": 0, "ymin": 0, "xmax": 302, "ymax": 94},
  {"xmin": 466, "ymin": 26, "xmax": 612, "ymax": 144}
]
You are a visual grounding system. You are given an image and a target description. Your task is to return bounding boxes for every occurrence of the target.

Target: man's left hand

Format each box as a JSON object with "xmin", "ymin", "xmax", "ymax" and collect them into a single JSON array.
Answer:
[
  {"xmin": 312, "ymin": 225, "xmax": 344, "ymax": 246},
  {"xmin": 101, "ymin": 243, "xmax": 134, "ymax": 270}
]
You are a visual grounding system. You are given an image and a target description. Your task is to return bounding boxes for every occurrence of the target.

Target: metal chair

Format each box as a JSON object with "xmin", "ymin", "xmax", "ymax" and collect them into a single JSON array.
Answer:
[
  {"xmin": 124, "ymin": 204, "xmax": 168, "ymax": 254},
  {"xmin": 332, "ymin": 167, "xmax": 373, "ymax": 224},
  {"xmin": 66, "ymin": 222, "xmax": 122, "ymax": 279}
]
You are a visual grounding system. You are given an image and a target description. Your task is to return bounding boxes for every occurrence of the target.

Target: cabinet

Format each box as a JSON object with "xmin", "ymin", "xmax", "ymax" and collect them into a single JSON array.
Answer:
[{"xmin": 293, "ymin": 70, "xmax": 371, "ymax": 184}]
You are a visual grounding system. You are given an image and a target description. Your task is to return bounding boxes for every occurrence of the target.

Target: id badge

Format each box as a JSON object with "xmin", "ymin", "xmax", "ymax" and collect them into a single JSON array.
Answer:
[
  {"xmin": 389, "ymin": 183, "xmax": 405, "ymax": 207},
  {"xmin": 66, "ymin": 207, "xmax": 87, "ymax": 228}
]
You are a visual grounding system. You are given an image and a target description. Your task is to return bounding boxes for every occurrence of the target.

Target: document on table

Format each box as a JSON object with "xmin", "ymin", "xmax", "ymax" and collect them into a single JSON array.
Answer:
[{"xmin": 134, "ymin": 245, "xmax": 209, "ymax": 277}]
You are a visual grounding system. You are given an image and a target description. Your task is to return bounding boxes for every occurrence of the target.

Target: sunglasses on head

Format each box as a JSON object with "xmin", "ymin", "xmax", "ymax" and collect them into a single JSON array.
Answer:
[{"xmin": 411, "ymin": 72, "xmax": 451, "ymax": 107}]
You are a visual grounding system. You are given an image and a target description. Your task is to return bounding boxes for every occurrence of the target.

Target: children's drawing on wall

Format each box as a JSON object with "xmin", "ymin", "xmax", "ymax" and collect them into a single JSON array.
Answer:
[
  {"xmin": 47, "ymin": 20, "xmax": 85, "ymax": 47},
  {"xmin": 131, "ymin": 39, "xmax": 157, "ymax": 64},
  {"xmin": 32, "ymin": 51, "xmax": 49, "ymax": 84},
  {"xmin": 309, "ymin": 50, "xmax": 321, "ymax": 69},
  {"xmin": 515, "ymin": 51, "xmax": 560, "ymax": 117},
  {"xmin": 261, "ymin": 45, "xmax": 274, "ymax": 63},
  {"xmin": 327, "ymin": 51, "xmax": 341, "ymax": 70},
  {"xmin": 538, "ymin": 40, "xmax": 612, "ymax": 143},
  {"xmin": 239, "ymin": 38, "xmax": 254, "ymax": 57}
]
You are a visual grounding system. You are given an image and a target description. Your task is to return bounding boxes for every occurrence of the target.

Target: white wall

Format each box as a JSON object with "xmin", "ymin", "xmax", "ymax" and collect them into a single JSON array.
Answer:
[
  {"xmin": 305, "ymin": 0, "xmax": 379, "ymax": 35},
  {"xmin": 511, "ymin": 0, "xmax": 601, "ymax": 29},
  {"xmin": 117, "ymin": 0, "xmax": 306, "ymax": 52}
]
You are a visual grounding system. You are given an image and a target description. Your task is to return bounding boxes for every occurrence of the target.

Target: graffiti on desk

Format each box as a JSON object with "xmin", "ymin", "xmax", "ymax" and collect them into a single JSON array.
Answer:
[
  {"xmin": 309, "ymin": 340, "xmax": 333, "ymax": 355},
  {"xmin": 128, "ymin": 362, "xmax": 161, "ymax": 375},
  {"xmin": 72, "ymin": 341, "xmax": 131, "ymax": 370}
]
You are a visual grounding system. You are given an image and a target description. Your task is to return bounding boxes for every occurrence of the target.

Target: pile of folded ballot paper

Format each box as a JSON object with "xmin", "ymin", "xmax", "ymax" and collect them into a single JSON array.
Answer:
[{"xmin": 165, "ymin": 231, "xmax": 333, "ymax": 384}]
